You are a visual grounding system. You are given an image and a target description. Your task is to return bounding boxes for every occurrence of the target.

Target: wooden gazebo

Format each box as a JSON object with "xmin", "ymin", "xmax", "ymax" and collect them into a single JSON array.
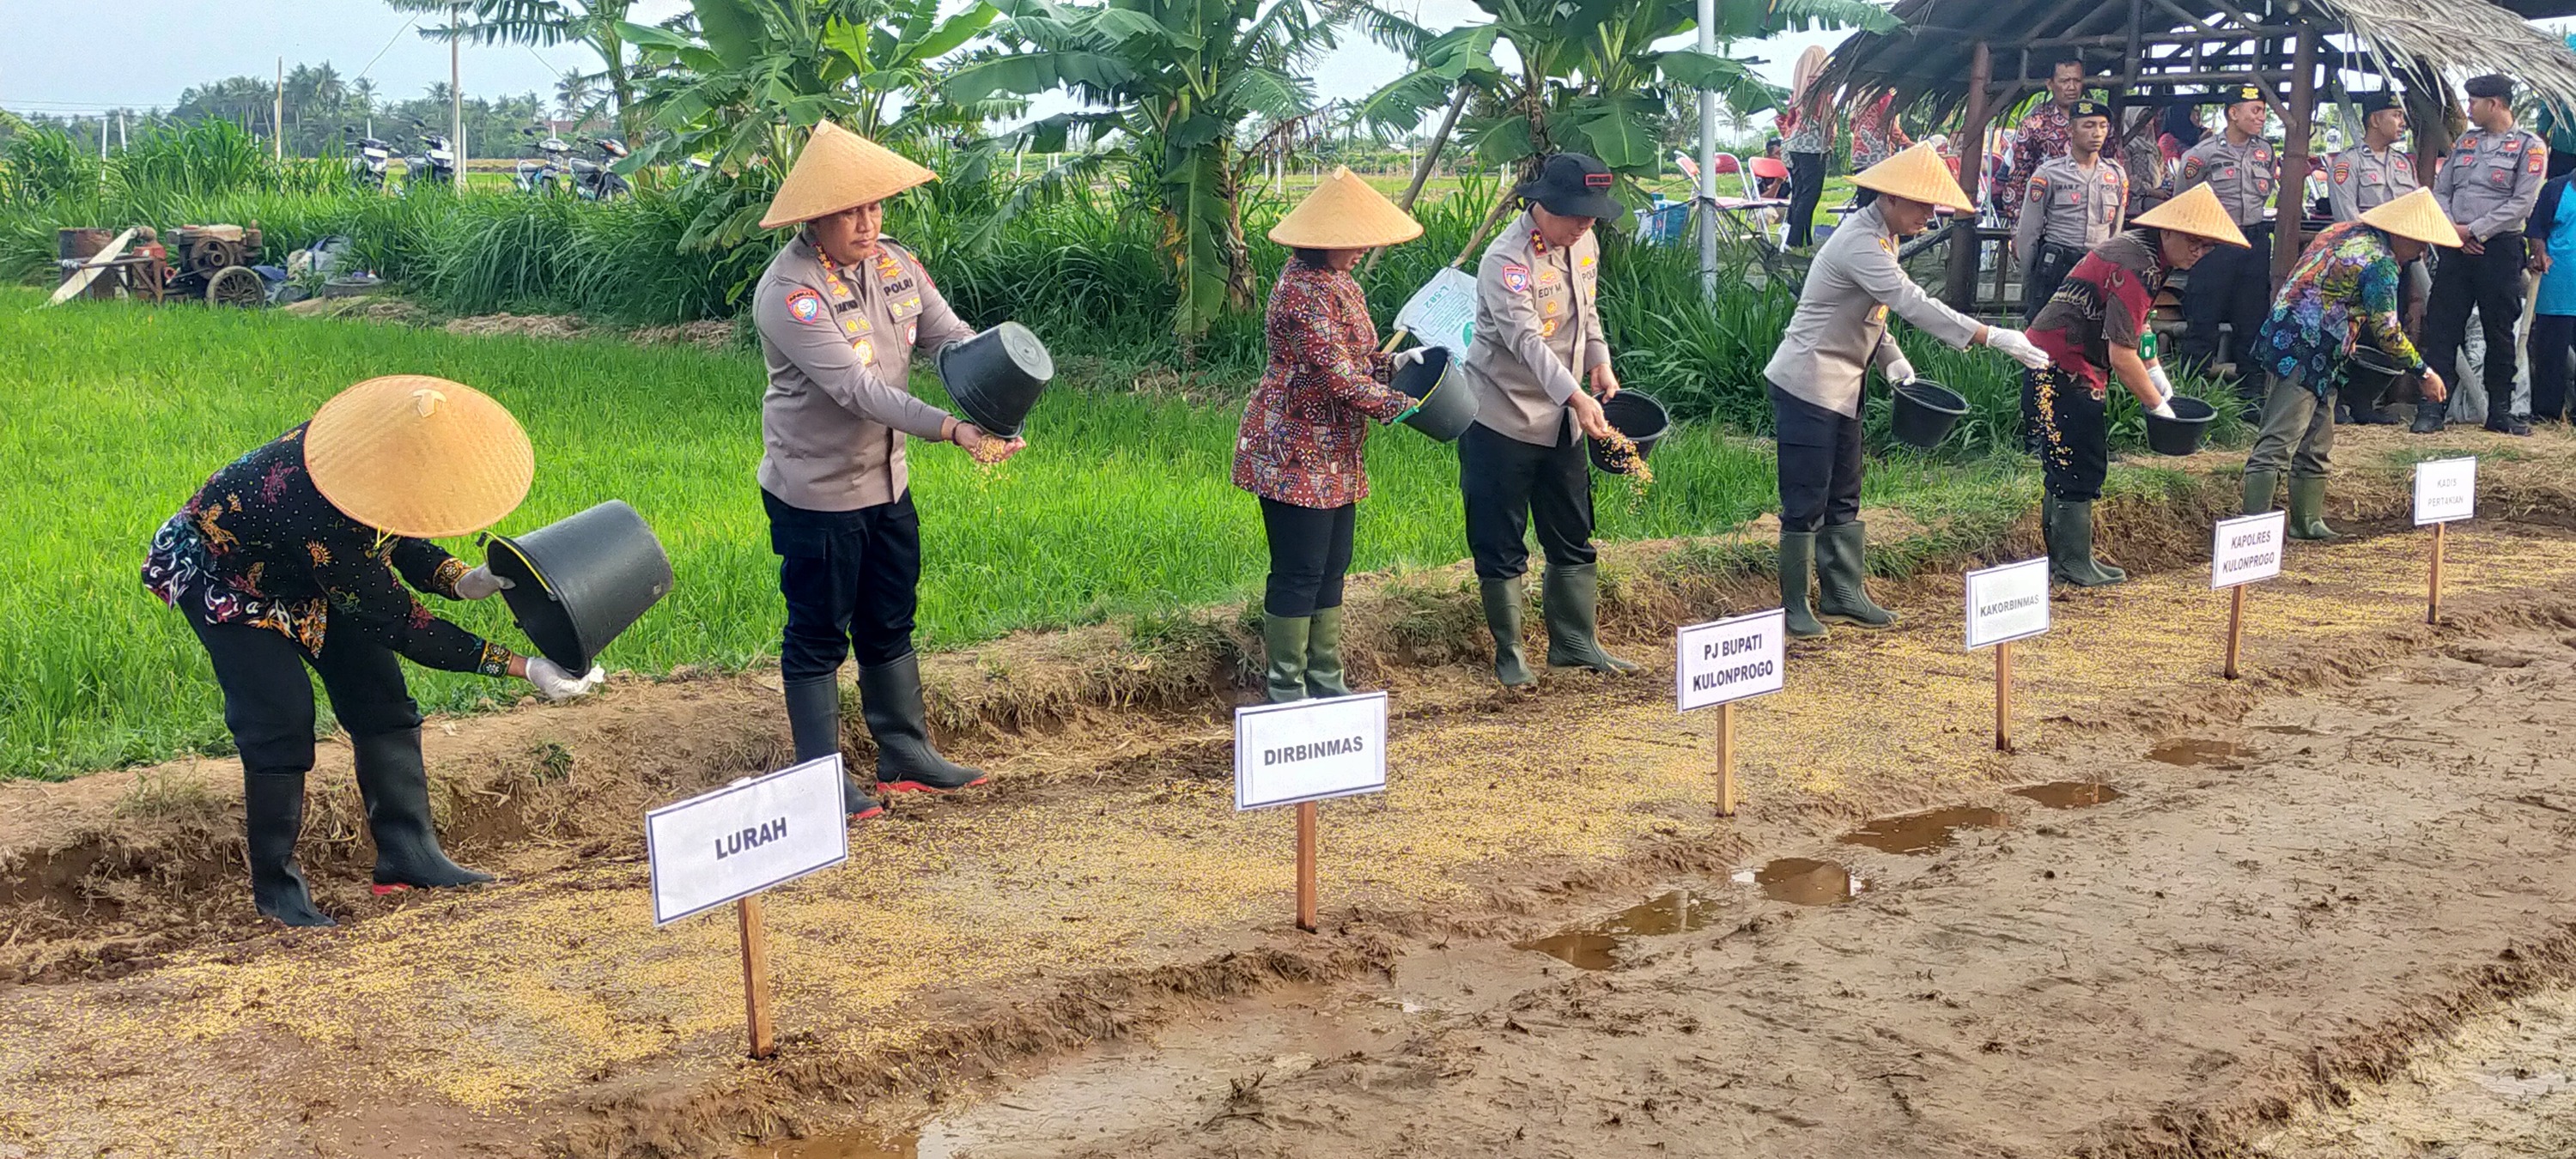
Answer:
[{"xmin": 1820, "ymin": 0, "xmax": 2576, "ymax": 307}]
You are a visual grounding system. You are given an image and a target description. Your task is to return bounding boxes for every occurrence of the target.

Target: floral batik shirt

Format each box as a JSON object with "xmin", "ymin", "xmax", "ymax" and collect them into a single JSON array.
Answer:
[
  {"xmin": 2252, "ymin": 221, "xmax": 2425, "ymax": 397},
  {"xmin": 1231, "ymin": 264, "xmax": 1415, "ymax": 509},
  {"xmin": 141, "ymin": 423, "xmax": 515, "ymax": 675},
  {"xmin": 1999, "ymin": 101, "xmax": 2075, "ymax": 227}
]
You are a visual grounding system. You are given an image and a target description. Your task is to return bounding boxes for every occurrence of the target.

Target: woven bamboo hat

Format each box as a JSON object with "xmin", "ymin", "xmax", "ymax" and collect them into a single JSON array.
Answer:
[
  {"xmin": 2131, "ymin": 185, "xmax": 2250, "ymax": 247},
  {"xmin": 2360, "ymin": 187, "xmax": 2463, "ymax": 248},
  {"xmin": 304, "ymin": 375, "xmax": 534, "ymax": 538},
  {"xmin": 1269, "ymin": 167, "xmax": 1424, "ymax": 249},
  {"xmin": 759, "ymin": 121, "xmax": 937, "ymax": 229},
  {"xmin": 1852, "ymin": 143, "xmax": 1975, "ymax": 213}
]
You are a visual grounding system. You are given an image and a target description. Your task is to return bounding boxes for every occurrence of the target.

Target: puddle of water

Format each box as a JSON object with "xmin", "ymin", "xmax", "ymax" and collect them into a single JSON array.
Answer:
[
  {"xmin": 1838, "ymin": 806, "xmax": 2010, "ymax": 855},
  {"xmin": 2147, "ymin": 737, "xmax": 2254, "ymax": 768},
  {"xmin": 745, "ymin": 1134, "xmax": 918, "ymax": 1159},
  {"xmin": 1732, "ymin": 858, "xmax": 1866, "ymax": 906},
  {"xmin": 2010, "ymin": 781, "xmax": 2126, "ymax": 810},
  {"xmin": 1516, "ymin": 889, "xmax": 1724, "ymax": 969}
]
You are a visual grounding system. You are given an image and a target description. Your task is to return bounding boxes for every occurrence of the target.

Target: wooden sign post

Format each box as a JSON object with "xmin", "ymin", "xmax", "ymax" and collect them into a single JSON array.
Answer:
[
  {"xmin": 1674, "ymin": 609, "xmax": 1788, "ymax": 816},
  {"xmin": 2412, "ymin": 457, "xmax": 2476, "ymax": 625},
  {"xmin": 647, "ymin": 755, "xmax": 851, "ymax": 1060},
  {"xmin": 1965, "ymin": 559, "xmax": 2051, "ymax": 754},
  {"xmin": 2210, "ymin": 510, "xmax": 2287, "ymax": 681},
  {"xmin": 1236, "ymin": 692, "xmax": 1389, "ymax": 934}
]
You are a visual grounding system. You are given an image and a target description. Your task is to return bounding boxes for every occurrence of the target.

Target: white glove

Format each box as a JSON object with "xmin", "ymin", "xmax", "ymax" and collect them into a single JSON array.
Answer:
[
  {"xmin": 527, "ymin": 658, "xmax": 606, "ymax": 701},
  {"xmin": 1986, "ymin": 328, "xmax": 2053, "ymax": 370},
  {"xmin": 1390, "ymin": 347, "xmax": 1431, "ymax": 370},
  {"xmin": 2147, "ymin": 362, "xmax": 2178, "ymax": 404},
  {"xmin": 455, "ymin": 564, "xmax": 513, "ymax": 601},
  {"xmin": 2148, "ymin": 399, "xmax": 2177, "ymax": 420},
  {"xmin": 1883, "ymin": 355, "xmax": 1917, "ymax": 385}
]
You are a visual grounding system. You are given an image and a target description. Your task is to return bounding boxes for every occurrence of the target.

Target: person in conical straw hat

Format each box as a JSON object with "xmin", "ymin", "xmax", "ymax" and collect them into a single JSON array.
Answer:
[
  {"xmin": 1236, "ymin": 167, "xmax": 1428, "ymax": 702},
  {"xmin": 2239, "ymin": 186, "xmax": 2455, "ymax": 540},
  {"xmin": 751, "ymin": 120, "xmax": 1024, "ymax": 819},
  {"xmin": 1764, "ymin": 143, "xmax": 2055, "ymax": 640},
  {"xmin": 2019, "ymin": 184, "xmax": 2248, "ymax": 587},
  {"xmin": 140, "ymin": 376, "xmax": 605, "ymax": 927}
]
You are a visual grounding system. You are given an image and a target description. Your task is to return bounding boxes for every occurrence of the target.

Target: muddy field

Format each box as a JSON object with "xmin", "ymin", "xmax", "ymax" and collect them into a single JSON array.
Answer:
[{"xmin": 10, "ymin": 427, "xmax": 2576, "ymax": 1158}]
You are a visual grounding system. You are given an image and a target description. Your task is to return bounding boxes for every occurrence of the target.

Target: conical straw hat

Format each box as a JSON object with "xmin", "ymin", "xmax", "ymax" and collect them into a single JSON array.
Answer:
[
  {"xmin": 1852, "ymin": 143, "xmax": 1974, "ymax": 213},
  {"xmin": 759, "ymin": 121, "xmax": 938, "ymax": 229},
  {"xmin": 2360, "ymin": 187, "xmax": 2463, "ymax": 248},
  {"xmin": 2130, "ymin": 185, "xmax": 2250, "ymax": 247},
  {"xmin": 304, "ymin": 375, "xmax": 534, "ymax": 539},
  {"xmin": 1268, "ymin": 167, "xmax": 1425, "ymax": 249}
]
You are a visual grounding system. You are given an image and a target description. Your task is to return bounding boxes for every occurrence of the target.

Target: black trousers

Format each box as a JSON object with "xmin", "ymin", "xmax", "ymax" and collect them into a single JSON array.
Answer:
[
  {"xmin": 2178, "ymin": 221, "xmax": 2271, "ymax": 381},
  {"xmin": 766, "ymin": 488, "xmax": 922, "ymax": 683},
  {"xmin": 2025, "ymin": 365, "xmax": 2110, "ymax": 501},
  {"xmin": 2426, "ymin": 235, "xmax": 2529, "ymax": 419},
  {"xmin": 1460, "ymin": 419, "xmax": 1595, "ymax": 582},
  {"xmin": 1787, "ymin": 151, "xmax": 1827, "ymax": 247},
  {"xmin": 1771, "ymin": 381, "xmax": 1865, "ymax": 533},
  {"xmin": 1259, "ymin": 497, "xmax": 1357, "ymax": 618},
  {"xmin": 2021, "ymin": 241, "xmax": 2085, "ymax": 324},
  {"xmin": 185, "ymin": 596, "xmax": 422, "ymax": 774},
  {"xmin": 2531, "ymin": 313, "xmax": 2576, "ymax": 422}
]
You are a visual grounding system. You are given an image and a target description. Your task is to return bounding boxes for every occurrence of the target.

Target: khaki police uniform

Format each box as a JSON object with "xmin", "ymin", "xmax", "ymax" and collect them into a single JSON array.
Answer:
[
  {"xmin": 2174, "ymin": 132, "xmax": 2278, "ymax": 383},
  {"xmin": 2013, "ymin": 154, "xmax": 2129, "ymax": 321},
  {"xmin": 2426, "ymin": 124, "xmax": 2550, "ymax": 426},
  {"xmin": 2327, "ymin": 144, "xmax": 2420, "ymax": 221},
  {"xmin": 1457, "ymin": 210, "xmax": 1609, "ymax": 580}
]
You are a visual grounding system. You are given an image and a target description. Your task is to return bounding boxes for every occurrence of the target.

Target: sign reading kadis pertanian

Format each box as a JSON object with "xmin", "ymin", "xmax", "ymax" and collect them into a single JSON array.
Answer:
[
  {"xmin": 2414, "ymin": 457, "xmax": 2477, "ymax": 525},
  {"xmin": 646, "ymin": 755, "xmax": 850, "ymax": 926},
  {"xmin": 1235, "ymin": 692, "xmax": 1388, "ymax": 810},
  {"xmin": 1675, "ymin": 609, "xmax": 1787, "ymax": 712},
  {"xmin": 2210, "ymin": 510, "xmax": 2287, "ymax": 589},
  {"xmin": 1963, "ymin": 558, "xmax": 2051, "ymax": 650}
]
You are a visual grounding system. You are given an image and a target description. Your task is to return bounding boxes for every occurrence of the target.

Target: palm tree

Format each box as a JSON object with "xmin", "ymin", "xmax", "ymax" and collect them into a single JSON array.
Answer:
[
  {"xmin": 411, "ymin": 0, "xmax": 647, "ymax": 138},
  {"xmin": 555, "ymin": 71, "xmax": 600, "ymax": 125}
]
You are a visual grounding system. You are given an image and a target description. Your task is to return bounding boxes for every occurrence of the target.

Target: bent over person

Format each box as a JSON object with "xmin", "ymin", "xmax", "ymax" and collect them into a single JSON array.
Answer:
[
  {"xmin": 143, "ymin": 376, "xmax": 605, "ymax": 926},
  {"xmin": 752, "ymin": 121, "xmax": 1024, "ymax": 817}
]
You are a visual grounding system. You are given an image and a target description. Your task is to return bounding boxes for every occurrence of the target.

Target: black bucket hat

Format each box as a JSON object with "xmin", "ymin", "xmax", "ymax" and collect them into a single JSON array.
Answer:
[{"xmin": 1516, "ymin": 153, "xmax": 1623, "ymax": 221}]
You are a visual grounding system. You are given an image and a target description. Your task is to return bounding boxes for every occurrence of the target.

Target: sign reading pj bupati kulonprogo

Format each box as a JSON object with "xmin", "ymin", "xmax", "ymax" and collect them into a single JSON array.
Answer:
[
  {"xmin": 646, "ymin": 755, "xmax": 849, "ymax": 926},
  {"xmin": 2211, "ymin": 510, "xmax": 2287, "ymax": 589},
  {"xmin": 1675, "ymin": 609, "xmax": 1787, "ymax": 712},
  {"xmin": 2414, "ymin": 457, "xmax": 2477, "ymax": 525},
  {"xmin": 1235, "ymin": 692, "xmax": 1388, "ymax": 810},
  {"xmin": 1963, "ymin": 558, "xmax": 2051, "ymax": 650}
]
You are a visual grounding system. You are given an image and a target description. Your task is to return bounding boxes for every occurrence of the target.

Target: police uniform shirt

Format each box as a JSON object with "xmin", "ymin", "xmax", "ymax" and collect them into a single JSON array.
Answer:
[
  {"xmin": 2327, "ymin": 143, "xmax": 2421, "ymax": 221},
  {"xmin": 2013, "ymin": 155, "xmax": 2129, "ymax": 270},
  {"xmin": 2177, "ymin": 134, "xmax": 2278, "ymax": 226},
  {"xmin": 1764, "ymin": 200, "xmax": 1987, "ymax": 418},
  {"xmin": 2433, "ymin": 125, "xmax": 2549, "ymax": 241},
  {"xmin": 753, "ymin": 234, "xmax": 979, "ymax": 512},
  {"xmin": 1460, "ymin": 210, "xmax": 1609, "ymax": 446}
]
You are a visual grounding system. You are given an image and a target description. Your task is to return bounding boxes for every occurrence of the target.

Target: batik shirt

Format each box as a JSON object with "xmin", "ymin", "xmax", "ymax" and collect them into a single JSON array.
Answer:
[
  {"xmin": 1998, "ymin": 101, "xmax": 2075, "ymax": 226},
  {"xmin": 140, "ymin": 424, "xmax": 513, "ymax": 674},
  {"xmin": 2251, "ymin": 221, "xmax": 2425, "ymax": 397},
  {"xmin": 1849, "ymin": 93, "xmax": 1910, "ymax": 169},
  {"xmin": 2030, "ymin": 230, "xmax": 2168, "ymax": 397},
  {"xmin": 1231, "ymin": 264, "xmax": 1414, "ymax": 509}
]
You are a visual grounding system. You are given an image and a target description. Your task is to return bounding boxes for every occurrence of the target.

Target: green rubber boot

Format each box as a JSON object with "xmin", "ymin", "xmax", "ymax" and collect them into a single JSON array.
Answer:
[
  {"xmin": 2287, "ymin": 475, "xmax": 2337, "ymax": 541},
  {"xmin": 1779, "ymin": 531, "xmax": 1826, "ymax": 640},
  {"xmin": 1261, "ymin": 613, "xmax": 1311, "ymax": 703},
  {"xmin": 1543, "ymin": 563, "xmax": 1638, "ymax": 673},
  {"xmin": 2045, "ymin": 497, "xmax": 2127, "ymax": 587},
  {"xmin": 1479, "ymin": 577, "xmax": 1537, "ymax": 689},
  {"xmin": 2240, "ymin": 468, "xmax": 2281, "ymax": 517},
  {"xmin": 1304, "ymin": 605, "xmax": 1352, "ymax": 699},
  {"xmin": 1814, "ymin": 522, "xmax": 1897, "ymax": 628}
]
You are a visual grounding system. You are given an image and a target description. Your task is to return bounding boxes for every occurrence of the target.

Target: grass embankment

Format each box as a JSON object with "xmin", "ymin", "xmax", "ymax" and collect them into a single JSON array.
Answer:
[{"xmin": 0, "ymin": 288, "xmax": 2050, "ymax": 780}]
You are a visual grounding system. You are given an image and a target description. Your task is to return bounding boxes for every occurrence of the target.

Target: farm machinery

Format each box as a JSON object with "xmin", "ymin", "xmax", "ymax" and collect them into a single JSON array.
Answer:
[{"xmin": 52, "ymin": 223, "xmax": 270, "ymax": 307}]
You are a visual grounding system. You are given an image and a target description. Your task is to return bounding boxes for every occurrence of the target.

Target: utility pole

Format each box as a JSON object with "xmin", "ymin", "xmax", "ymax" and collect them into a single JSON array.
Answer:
[
  {"xmin": 275, "ymin": 57, "xmax": 285, "ymax": 162},
  {"xmin": 451, "ymin": 3, "xmax": 465, "ymax": 191},
  {"xmin": 1694, "ymin": 0, "xmax": 1718, "ymax": 298}
]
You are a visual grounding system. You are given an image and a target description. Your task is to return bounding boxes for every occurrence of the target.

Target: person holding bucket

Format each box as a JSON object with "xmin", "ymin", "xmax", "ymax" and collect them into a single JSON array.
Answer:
[
  {"xmin": 140, "ymin": 375, "xmax": 606, "ymax": 927},
  {"xmin": 1765, "ymin": 143, "xmax": 2053, "ymax": 640},
  {"xmin": 2242, "ymin": 188, "xmax": 2456, "ymax": 539},
  {"xmin": 751, "ymin": 121, "xmax": 1025, "ymax": 817},
  {"xmin": 1233, "ymin": 168, "xmax": 1431, "ymax": 702},
  {"xmin": 2022, "ymin": 185, "xmax": 2249, "ymax": 586}
]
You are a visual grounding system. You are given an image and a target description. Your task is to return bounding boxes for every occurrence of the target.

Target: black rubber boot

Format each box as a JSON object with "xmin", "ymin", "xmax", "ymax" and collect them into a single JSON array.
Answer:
[
  {"xmin": 244, "ymin": 768, "xmax": 334, "ymax": 927},
  {"xmin": 1479, "ymin": 576, "xmax": 1537, "ymax": 689},
  {"xmin": 2486, "ymin": 397, "xmax": 2533, "ymax": 436},
  {"xmin": 351, "ymin": 729, "xmax": 494, "ymax": 892},
  {"xmin": 1261, "ymin": 613, "xmax": 1311, "ymax": 703},
  {"xmin": 1779, "ymin": 531, "xmax": 1826, "ymax": 640},
  {"xmin": 786, "ymin": 675, "xmax": 881, "ymax": 818},
  {"xmin": 1542, "ymin": 563, "xmax": 1638, "ymax": 673},
  {"xmin": 860, "ymin": 652, "xmax": 987, "ymax": 794},
  {"xmin": 1814, "ymin": 522, "xmax": 1897, "ymax": 628},
  {"xmin": 2287, "ymin": 475, "xmax": 2338, "ymax": 541},
  {"xmin": 1304, "ymin": 605, "xmax": 1352, "ymax": 699},
  {"xmin": 2045, "ymin": 498, "xmax": 2127, "ymax": 586},
  {"xmin": 2410, "ymin": 399, "xmax": 2447, "ymax": 434}
]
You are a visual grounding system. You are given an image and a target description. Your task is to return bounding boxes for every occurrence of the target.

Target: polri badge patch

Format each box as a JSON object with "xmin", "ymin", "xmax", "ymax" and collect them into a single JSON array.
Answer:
[
  {"xmin": 1502, "ymin": 263, "xmax": 1530, "ymax": 293},
  {"xmin": 786, "ymin": 288, "xmax": 827, "ymax": 325}
]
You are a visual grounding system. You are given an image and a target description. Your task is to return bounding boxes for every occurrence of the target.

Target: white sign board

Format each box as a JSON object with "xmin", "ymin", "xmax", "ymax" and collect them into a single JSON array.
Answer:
[
  {"xmin": 2414, "ymin": 457, "xmax": 2477, "ymax": 525},
  {"xmin": 1675, "ymin": 609, "xmax": 1787, "ymax": 712},
  {"xmin": 1235, "ymin": 692, "xmax": 1388, "ymax": 810},
  {"xmin": 1963, "ymin": 557, "xmax": 2051, "ymax": 649},
  {"xmin": 646, "ymin": 755, "xmax": 850, "ymax": 926},
  {"xmin": 1394, "ymin": 268, "xmax": 1479, "ymax": 355},
  {"xmin": 2210, "ymin": 510, "xmax": 2287, "ymax": 589}
]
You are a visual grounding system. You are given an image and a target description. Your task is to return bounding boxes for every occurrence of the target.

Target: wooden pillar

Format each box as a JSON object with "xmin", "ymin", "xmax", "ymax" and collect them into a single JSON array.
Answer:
[
  {"xmin": 1946, "ymin": 39, "xmax": 1996, "ymax": 310},
  {"xmin": 2272, "ymin": 25, "xmax": 2317, "ymax": 286}
]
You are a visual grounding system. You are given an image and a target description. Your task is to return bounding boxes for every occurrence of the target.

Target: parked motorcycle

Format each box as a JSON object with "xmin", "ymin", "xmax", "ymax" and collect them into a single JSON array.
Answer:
[
  {"xmin": 403, "ymin": 120, "xmax": 458, "ymax": 192},
  {"xmin": 514, "ymin": 129, "xmax": 629, "ymax": 200},
  {"xmin": 568, "ymin": 137, "xmax": 631, "ymax": 200},
  {"xmin": 346, "ymin": 128, "xmax": 393, "ymax": 191}
]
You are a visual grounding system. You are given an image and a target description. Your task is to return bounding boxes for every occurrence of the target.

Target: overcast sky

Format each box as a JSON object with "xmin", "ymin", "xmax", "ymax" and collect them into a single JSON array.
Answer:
[{"xmin": 0, "ymin": 0, "xmax": 1844, "ymax": 124}]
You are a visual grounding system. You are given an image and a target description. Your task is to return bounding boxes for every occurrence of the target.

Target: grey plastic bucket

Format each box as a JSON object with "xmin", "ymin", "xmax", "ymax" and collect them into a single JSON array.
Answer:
[
  {"xmin": 1389, "ymin": 346, "xmax": 1479, "ymax": 441},
  {"xmin": 484, "ymin": 500, "xmax": 674, "ymax": 672},
  {"xmin": 1890, "ymin": 379, "xmax": 1969, "ymax": 449},
  {"xmin": 937, "ymin": 322, "xmax": 1054, "ymax": 438}
]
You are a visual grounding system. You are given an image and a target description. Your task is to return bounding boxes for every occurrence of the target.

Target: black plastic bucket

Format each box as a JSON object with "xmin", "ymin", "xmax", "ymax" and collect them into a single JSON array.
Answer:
[
  {"xmin": 484, "ymin": 500, "xmax": 675, "ymax": 672},
  {"xmin": 937, "ymin": 322, "xmax": 1054, "ymax": 438},
  {"xmin": 1587, "ymin": 391, "xmax": 1671, "ymax": 474},
  {"xmin": 1890, "ymin": 379, "xmax": 1969, "ymax": 449},
  {"xmin": 2142, "ymin": 394, "xmax": 2216, "ymax": 456},
  {"xmin": 1389, "ymin": 347, "xmax": 1479, "ymax": 441},
  {"xmin": 2343, "ymin": 345, "xmax": 2406, "ymax": 404}
]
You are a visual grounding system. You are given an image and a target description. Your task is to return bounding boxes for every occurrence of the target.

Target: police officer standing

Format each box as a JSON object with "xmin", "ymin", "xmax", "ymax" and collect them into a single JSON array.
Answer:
[
  {"xmin": 2420, "ymin": 74, "xmax": 2548, "ymax": 435},
  {"xmin": 751, "ymin": 121, "xmax": 1026, "ymax": 817},
  {"xmin": 2013, "ymin": 100, "xmax": 2128, "ymax": 322},
  {"xmin": 2175, "ymin": 86, "xmax": 2280, "ymax": 406},
  {"xmin": 1461, "ymin": 153, "xmax": 1636, "ymax": 688},
  {"xmin": 2328, "ymin": 91, "xmax": 2424, "ymax": 423},
  {"xmin": 1996, "ymin": 56, "xmax": 2089, "ymax": 229}
]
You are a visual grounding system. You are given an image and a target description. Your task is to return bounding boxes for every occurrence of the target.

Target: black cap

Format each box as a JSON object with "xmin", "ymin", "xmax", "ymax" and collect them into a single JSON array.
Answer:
[
  {"xmin": 2467, "ymin": 74, "xmax": 2514, "ymax": 101},
  {"xmin": 2232, "ymin": 84, "xmax": 2266, "ymax": 106},
  {"xmin": 2358, "ymin": 91, "xmax": 2400, "ymax": 116},
  {"xmin": 1515, "ymin": 153, "xmax": 1623, "ymax": 221},
  {"xmin": 2070, "ymin": 100, "xmax": 2110, "ymax": 122}
]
